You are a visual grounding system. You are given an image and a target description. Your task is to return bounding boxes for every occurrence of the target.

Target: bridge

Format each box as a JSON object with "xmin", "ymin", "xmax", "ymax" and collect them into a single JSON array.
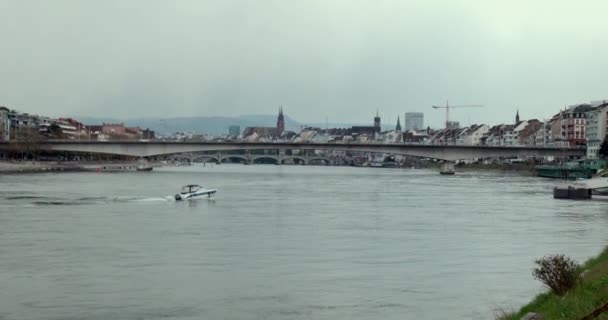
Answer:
[
  {"xmin": 180, "ymin": 153, "xmax": 332, "ymax": 165},
  {"xmin": 1, "ymin": 141, "xmax": 585, "ymax": 162}
]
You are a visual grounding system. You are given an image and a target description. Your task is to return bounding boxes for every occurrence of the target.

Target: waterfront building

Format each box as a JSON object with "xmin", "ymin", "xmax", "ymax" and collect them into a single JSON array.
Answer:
[
  {"xmin": 585, "ymin": 101, "xmax": 608, "ymax": 159},
  {"xmin": 517, "ymin": 119, "xmax": 543, "ymax": 146},
  {"xmin": 405, "ymin": 112, "xmax": 424, "ymax": 131},
  {"xmin": 562, "ymin": 104, "xmax": 592, "ymax": 147},
  {"xmin": 7, "ymin": 109, "xmax": 42, "ymax": 138},
  {"xmin": 457, "ymin": 124, "xmax": 489, "ymax": 146},
  {"xmin": 60, "ymin": 118, "xmax": 86, "ymax": 136},
  {"xmin": 57, "ymin": 120, "xmax": 78, "ymax": 136},
  {"xmin": 548, "ymin": 111, "xmax": 568, "ymax": 147},
  {"xmin": 125, "ymin": 127, "xmax": 142, "ymax": 139},
  {"xmin": 429, "ymin": 127, "xmax": 467, "ymax": 144},
  {"xmin": 93, "ymin": 123, "xmax": 142, "ymax": 140},
  {"xmin": 403, "ymin": 130, "xmax": 428, "ymax": 143},
  {"xmin": 377, "ymin": 130, "xmax": 403, "ymax": 144},
  {"xmin": 242, "ymin": 127, "xmax": 277, "ymax": 142},
  {"xmin": 38, "ymin": 119, "xmax": 77, "ymax": 138},
  {"xmin": 505, "ymin": 121, "xmax": 527, "ymax": 145},
  {"xmin": 0, "ymin": 106, "xmax": 9, "ymax": 141},
  {"xmin": 483, "ymin": 124, "xmax": 513, "ymax": 146},
  {"xmin": 101, "ymin": 123, "xmax": 127, "ymax": 136},
  {"xmin": 228, "ymin": 125, "xmax": 240, "ymax": 137},
  {"xmin": 531, "ymin": 120, "xmax": 552, "ymax": 147}
]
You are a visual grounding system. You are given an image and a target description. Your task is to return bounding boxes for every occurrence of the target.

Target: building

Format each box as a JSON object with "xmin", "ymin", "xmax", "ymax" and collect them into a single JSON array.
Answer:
[
  {"xmin": 505, "ymin": 120, "xmax": 526, "ymax": 145},
  {"xmin": 483, "ymin": 124, "xmax": 513, "ymax": 146},
  {"xmin": 548, "ymin": 111, "xmax": 567, "ymax": 147},
  {"xmin": 0, "ymin": 106, "xmax": 9, "ymax": 141},
  {"xmin": 373, "ymin": 110, "xmax": 381, "ymax": 132},
  {"xmin": 562, "ymin": 104, "xmax": 592, "ymax": 147},
  {"xmin": 277, "ymin": 107, "xmax": 285, "ymax": 136},
  {"xmin": 228, "ymin": 125, "xmax": 241, "ymax": 137},
  {"xmin": 530, "ymin": 119, "xmax": 552, "ymax": 147},
  {"xmin": 102, "ymin": 123, "xmax": 128, "ymax": 137},
  {"xmin": 585, "ymin": 101, "xmax": 608, "ymax": 159},
  {"xmin": 395, "ymin": 116, "xmax": 402, "ymax": 131},
  {"xmin": 378, "ymin": 130, "xmax": 403, "ymax": 144},
  {"xmin": 38, "ymin": 119, "xmax": 77, "ymax": 138},
  {"xmin": 458, "ymin": 124, "xmax": 489, "ymax": 146},
  {"xmin": 446, "ymin": 121, "xmax": 460, "ymax": 129},
  {"xmin": 242, "ymin": 108, "xmax": 286, "ymax": 141},
  {"xmin": 125, "ymin": 127, "xmax": 142, "ymax": 139},
  {"xmin": 7, "ymin": 110, "xmax": 41, "ymax": 138},
  {"xmin": 517, "ymin": 119, "xmax": 543, "ymax": 146},
  {"xmin": 403, "ymin": 129, "xmax": 429, "ymax": 143},
  {"xmin": 405, "ymin": 112, "xmax": 424, "ymax": 131},
  {"xmin": 142, "ymin": 128, "xmax": 155, "ymax": 140}
]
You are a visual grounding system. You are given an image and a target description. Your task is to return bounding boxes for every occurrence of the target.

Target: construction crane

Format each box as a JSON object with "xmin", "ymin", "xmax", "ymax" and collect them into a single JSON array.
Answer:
[{"xmin": 432, "ymin": 101, "xmax": 483, "ymax": 129}]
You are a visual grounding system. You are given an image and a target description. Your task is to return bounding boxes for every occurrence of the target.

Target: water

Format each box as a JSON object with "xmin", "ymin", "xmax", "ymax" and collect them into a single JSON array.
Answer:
[{"xmin": 1, "ymin": 165, "xmax": 608, "ymax": 320}]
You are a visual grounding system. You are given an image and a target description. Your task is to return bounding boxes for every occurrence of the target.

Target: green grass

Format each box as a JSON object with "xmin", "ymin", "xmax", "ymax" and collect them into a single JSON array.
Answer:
[{"xmin": 504, "ymin": 246, "xmax": 608, "ymax": 320}]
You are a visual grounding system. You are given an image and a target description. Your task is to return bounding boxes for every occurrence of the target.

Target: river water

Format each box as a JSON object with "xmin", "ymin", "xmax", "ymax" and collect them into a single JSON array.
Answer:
[{"xmin": 1, "ymin": 165, "xmax": 607, "ymax": 320}]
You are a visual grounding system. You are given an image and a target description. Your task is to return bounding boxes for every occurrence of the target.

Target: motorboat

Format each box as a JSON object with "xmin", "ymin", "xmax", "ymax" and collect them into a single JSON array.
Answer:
[
  {"xmin": 175, "ymin": 185, "xmax": 217, "ymax": 200},
  {"xmin": 136, "ymin": 165, "xmax": 153, "ymax": 171}
]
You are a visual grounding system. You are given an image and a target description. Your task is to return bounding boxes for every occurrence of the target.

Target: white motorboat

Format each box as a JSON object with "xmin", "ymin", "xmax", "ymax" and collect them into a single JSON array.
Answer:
[{"xmin": 175, "ymin": 184, "xmax": 217, "ymax": 200}]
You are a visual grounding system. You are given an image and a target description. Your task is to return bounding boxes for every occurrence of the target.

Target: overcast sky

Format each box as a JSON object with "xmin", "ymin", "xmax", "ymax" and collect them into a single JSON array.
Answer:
[{"xmin": 1, "ymin": 0, "xmax": 607, "ymax": 128}]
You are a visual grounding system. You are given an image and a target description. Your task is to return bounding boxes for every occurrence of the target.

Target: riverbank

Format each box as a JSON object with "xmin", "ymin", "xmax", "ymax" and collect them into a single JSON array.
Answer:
[
  {"xmin": 0, "ymin": 161, "xmax": 88, "ymax": 173},
  {"xmin": 0, "ymin": 161, "xmax": 151, "ymax": 173},
  {"xmin": 503, "ymin": 246, "xmax": 608, "ymax": 320},
  {"xmin": 0, "ymin": 160, "xmax": 539, "ymax": 174}
]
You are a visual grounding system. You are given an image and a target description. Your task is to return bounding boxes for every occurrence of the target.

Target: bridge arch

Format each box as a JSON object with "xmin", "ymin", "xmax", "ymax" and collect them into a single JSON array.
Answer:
[
  {"xmin": 308, "ymin": 158, "xmax": 330, "ymax": 165},
  {"xmin": 191, "ymin": 156, "xmax": 219, "ymax": 163},
  {"xmin": 221, "ymin": 155, "xmax": 249, "ymax": 163},
  {"xmin": 251, "ymin": 156, "xmax": 279, "ymax": 164},
  {"xmin": 281, "ymin": 157, "xmax": 307, "ymax": 165}
]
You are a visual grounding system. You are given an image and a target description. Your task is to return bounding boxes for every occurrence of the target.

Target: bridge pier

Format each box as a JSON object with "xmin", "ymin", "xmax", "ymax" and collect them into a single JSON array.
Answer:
[
  {"xmin": 439, "ymin": 161, "xmax": 456, "ymax": 175},
  {"xmin": 136, "ymin": 157, "xmax": 153, "ymax": 172}
]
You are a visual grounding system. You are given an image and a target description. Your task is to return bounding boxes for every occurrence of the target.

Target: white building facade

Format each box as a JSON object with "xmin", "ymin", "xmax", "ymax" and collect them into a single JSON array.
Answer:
[
  {"xmin": 405, "ymin": 112, "xmax": 424, "ymax": 131},
  {"xmin": 586, "ymin": 103, "xmax": 608, "ymax": 159}
]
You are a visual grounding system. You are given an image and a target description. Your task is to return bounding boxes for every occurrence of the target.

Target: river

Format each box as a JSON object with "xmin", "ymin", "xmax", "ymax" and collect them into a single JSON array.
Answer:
[{"xmin": 1, "ymin": 165, "xmax": 607, "ymax": 319}]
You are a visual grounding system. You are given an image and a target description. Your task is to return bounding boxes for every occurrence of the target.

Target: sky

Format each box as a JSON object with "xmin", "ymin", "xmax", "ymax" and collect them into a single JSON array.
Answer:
[{"xmin": 1, "ymin": 0, "xmax": 608, "ymax": 128}]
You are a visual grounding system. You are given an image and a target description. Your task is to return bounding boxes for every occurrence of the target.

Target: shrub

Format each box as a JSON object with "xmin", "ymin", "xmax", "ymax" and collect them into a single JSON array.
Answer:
[{"xmin": 532, "ymin": 254, "xmax": 580, "ymax": 296}]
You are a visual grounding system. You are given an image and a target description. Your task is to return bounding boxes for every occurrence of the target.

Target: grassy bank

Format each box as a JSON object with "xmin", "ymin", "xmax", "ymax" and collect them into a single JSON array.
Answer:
[{"xmin": 504, "ymin": 246, "xmax": 608, "ymax": 320}]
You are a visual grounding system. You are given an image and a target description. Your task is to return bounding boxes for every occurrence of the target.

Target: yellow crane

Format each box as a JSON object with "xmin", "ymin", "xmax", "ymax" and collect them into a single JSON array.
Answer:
[{"xmin": 432, "ymin": 101, "xmax": 483, "ymax": 129}]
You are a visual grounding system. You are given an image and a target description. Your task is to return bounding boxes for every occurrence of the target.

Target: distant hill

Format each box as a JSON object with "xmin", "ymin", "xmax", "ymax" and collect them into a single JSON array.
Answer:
[{"xmin": 79, "ymin": 115, "xmax": 301, "ymax": 135}]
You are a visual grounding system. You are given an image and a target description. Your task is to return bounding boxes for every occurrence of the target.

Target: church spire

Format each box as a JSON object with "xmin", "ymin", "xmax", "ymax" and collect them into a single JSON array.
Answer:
[
  {"xmin": 373, "ymin": 109, "xmax": 381, "ymax": 132},
  {"xmin": 277, "ymin": 106, "xmax": 285, "ymax": 136},
  {"xmin": 515, "ymin": 109, "xmax": 520, "ymax": 124},
  {"xmin": 395, "ymin": 115, "xmax": 402, "ymax": 131}
]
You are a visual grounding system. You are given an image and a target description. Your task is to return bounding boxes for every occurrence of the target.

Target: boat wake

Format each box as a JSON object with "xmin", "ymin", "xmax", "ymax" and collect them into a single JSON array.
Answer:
[{"xmin": 4, "ymin": 194, "xmax": 177, "ymax": 206}]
